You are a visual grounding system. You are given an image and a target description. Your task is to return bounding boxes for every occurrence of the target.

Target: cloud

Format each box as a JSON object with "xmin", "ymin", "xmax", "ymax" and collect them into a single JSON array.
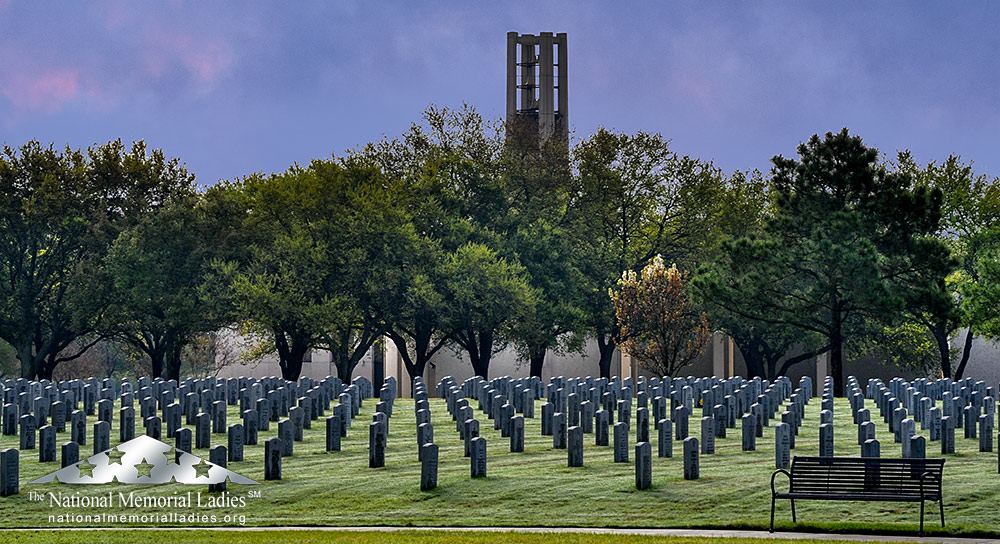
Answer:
[
  {"xmin": 0, "ymin": 69, "xmax": 80, "ymax": 114},
  {"xmin": 142, "ymin": 28, "xmax": 235, "ymax": 93}
]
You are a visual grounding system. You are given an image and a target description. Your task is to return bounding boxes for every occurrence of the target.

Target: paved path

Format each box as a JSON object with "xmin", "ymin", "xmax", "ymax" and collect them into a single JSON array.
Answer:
[{"xmin": 7, "ymin": 526, "xmax": 999, "ymax": 543}]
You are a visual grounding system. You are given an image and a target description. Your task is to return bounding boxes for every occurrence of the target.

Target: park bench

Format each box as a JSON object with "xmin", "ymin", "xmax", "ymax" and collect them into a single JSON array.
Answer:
[{"xmin": 770, "ymin": 456, "xmax": 945, "ymax": 535}]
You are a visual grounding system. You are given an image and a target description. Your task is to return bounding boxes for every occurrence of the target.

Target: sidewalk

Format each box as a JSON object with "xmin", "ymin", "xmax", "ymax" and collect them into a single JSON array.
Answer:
[{"xmin": 6, "ymin": 526, "xmax": 998, "ymax": 543}]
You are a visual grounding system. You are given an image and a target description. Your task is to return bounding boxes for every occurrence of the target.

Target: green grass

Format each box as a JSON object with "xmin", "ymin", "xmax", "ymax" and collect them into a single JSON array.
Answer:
[
  {"xmin": 0, "ymin": 530, "xmax": 938, "ymax": 544},
  {"xmin": 0, "ymin": 395, "xmax": 997, "ymax": 537}
]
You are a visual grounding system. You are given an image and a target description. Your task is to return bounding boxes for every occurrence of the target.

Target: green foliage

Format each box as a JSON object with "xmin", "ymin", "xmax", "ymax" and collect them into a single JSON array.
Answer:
[
  {"xmin": 0, "ymin": 139, "xmax": 194, "ymax": 379},
  {"xmin": 569, "ymin": 128, "xmax": 726, "ymax": 378},
  {"xmin": 695, "ymin": 129, "xmax": 953, "ymax": 395}
]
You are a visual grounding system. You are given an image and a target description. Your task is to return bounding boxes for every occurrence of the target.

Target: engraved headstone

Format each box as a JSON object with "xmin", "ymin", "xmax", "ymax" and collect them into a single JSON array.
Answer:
[
  {"xmin": 470, "ymin": 436, "xmax": 487, "ymax": 477},
  {"xmin": 0, "ymin": 449, "xmax": 17, "ymax": 496},
  {"xmin": 614, "ymin": 421, "xmax": 629, "ymax": 463},
  {"xmin": 819, "ymin": 423, "xmax": 834, "ymax": 457},
  {"xmin": 683, "ymin": 437, "xmax": 699, "ymax": 480},
  {"xmin": 775, "ymin": 422, "xmax": 790, "ymax": 469},
  {"xmin": 61, "ymin": 441, "xmax": 79, "ymax": 468},
  {"xmin": 658, "ymin": 418, "xmax": 672, "ymax": 458},
  {"xmin": 228, "ymin": 423, "xmax": 244, "ymax": 462},
  {"xmin": 264, "ymin": 438, "xmax": 282, "ymax": 480},
  {"xmin": 208, "ymin": 445, "xmax": 227, "ymax": 492},
  {"xmin": 420, "ymin": 443, "xmax": 438, "ymax": 491},
  {"xmin": 510, "ymin": 415, "xmax": 524, "ymax": 453},
  {"xmin": 741, "ymin": 413, "xmax": 756, "ymax": 451},
  {"xmin": 568, "ymin": 425, "xmax": 583, "ymax": 467},
  {"xmin": 635, "ymin": 441, "xmax": 652, "ymax": 490},
  {"xmin": 326, "ymin": 415, "xmax": 341, "ymax": 452},
  {"xmin": 39, "ymin": 424, "xmax": 56, "ymax": 462}
]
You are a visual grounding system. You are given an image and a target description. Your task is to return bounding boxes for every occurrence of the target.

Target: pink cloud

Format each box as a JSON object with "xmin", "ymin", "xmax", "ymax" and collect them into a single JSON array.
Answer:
[
  {"xmin": 1, "ymin": 70, "xmax": 80, "ymax": 114},
  {"xmin": 143, "ymin": 29, "xmax": 234, "ymax": 92}
]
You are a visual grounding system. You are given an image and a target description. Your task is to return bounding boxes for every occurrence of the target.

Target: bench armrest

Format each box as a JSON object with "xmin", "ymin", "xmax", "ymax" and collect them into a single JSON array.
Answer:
[
  {"xmin": 771, "ymin": 468, "xmax": 791, "ymax": 496},
  {"xmin": 918, "ymin": 471, "xmax": 940, "ymax": 500}
]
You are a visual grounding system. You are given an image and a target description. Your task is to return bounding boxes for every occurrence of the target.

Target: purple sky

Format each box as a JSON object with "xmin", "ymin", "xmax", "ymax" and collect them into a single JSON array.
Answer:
[{"xmin": 2, "ymin": 2, "xmax": 999, "ymax": 185}]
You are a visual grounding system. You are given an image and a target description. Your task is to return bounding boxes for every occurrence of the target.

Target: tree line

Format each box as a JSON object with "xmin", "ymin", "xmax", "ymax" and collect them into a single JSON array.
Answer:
[{"xmin": 1, "ymin": 107, "xmax": 997, "ymax": 397}]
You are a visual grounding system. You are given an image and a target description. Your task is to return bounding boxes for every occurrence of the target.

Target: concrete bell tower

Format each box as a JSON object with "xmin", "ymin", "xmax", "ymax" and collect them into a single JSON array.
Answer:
[{"xmin": 506, "ymin": 32, "xmax": 568, "ymax": 143}]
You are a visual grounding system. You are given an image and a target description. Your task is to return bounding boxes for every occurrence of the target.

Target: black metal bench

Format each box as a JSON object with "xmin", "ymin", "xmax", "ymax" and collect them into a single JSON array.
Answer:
[{"xmin": 771, "ymin": 456, "xmax": 945, "ymax": 535}]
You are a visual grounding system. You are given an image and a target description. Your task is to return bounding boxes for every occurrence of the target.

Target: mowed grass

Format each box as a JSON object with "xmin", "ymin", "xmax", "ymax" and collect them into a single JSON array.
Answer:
[
  {"xmin": 0, "ymin": 530, "xmax": 921, "ymax": 544},
  {"xmin": 0, "ymin": 394, "xmax": 997, "ymax": 537}
]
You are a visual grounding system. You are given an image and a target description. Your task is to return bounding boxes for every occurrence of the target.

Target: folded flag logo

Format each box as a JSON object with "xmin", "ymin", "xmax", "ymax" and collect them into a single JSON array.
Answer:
[{"xmin": 29, "ymin": 435, "xmax": 258, "ymax": 485}]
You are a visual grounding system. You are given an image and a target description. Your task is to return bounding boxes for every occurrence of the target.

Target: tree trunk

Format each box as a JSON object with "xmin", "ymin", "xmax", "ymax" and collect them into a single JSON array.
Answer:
[
  {"xmin": 930, "ymin": 321, "xmax": 951, "ymax": 379},
  {"xmin": 165, "ymin": 344, "xmax": 183, "ymax": 382},
  {"xmin": 16, "ymin": 344, "xmax": 41, "ymax": 380},
  {"xmin": 830, "ymin": 316, "xmax": 844, "ymax": 398},
  {"xmin": 528, "ymin": 343, "xmax": 546, "ymax": 378},
  {"xmin": 467, "ymin": 330, "xmax": 494, "ymax": 379},
  {"xmin": 274, "ymin": 328, "xmax": 309, "ymax": 382},
  {"xmin": 954, "ymin": 326, "xmax": 975, "ymax": 380},
  {"xmin": 596, "ymin": 334, "xmax": 616, "ymax": 380}
]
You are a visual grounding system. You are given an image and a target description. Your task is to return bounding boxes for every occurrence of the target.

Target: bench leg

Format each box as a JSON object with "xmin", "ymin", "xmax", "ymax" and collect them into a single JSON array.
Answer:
[
  {"xmin": 790, "ymin": 498, "xmax": 796, "ymax": 523},
  {"xmin": 939, "ymin": 499, "xmax": 945, "ymax": 527},
  {"xmin": 770, "ymin": 495, "xmax": 775, "ymax": 533},
  {"xmin": 920, "ymin": 500, "xmax": 925, "ymax": 537}
]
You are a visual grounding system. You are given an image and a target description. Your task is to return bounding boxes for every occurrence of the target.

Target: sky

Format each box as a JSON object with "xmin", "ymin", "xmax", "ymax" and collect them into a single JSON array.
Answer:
[{"xmin": 1, "ymin": 1, "xmax": 999, "ymax": 185}]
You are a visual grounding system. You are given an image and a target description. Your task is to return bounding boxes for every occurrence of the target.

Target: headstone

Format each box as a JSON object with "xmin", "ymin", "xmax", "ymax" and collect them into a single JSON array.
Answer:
[
  {"xmin": 510, "ymin": 415, "xmax": 524, "ymax": 453},
  {"xmin": 552, "ymin": 412, "xmax": 567, "ymax": 449},
  {"xmin": 701, "ymin": 416, "xmax": 715, "ymax": 454},
  {"xmin": 595, "ymin": 409, "xmax": 609, "ymax": 446},
  {"xmin": 61, "ymin": 441, "xmax": 79, "ymax": 468},
  {"xmin": 19, "ymin": 414, "xmax": 35, "ymax": 450},
  {"xmin": 683, "ymin": 437, "xmax": 699, "ymax": 480},
  {"xmin": 175, "ymin": 428, "xmax": 192, "ymax": 463},
  {"xmin": 980, "ymin": 414, "xmax": 993, "ymax": 452},
  {"xmin": 279, "ymin": 420, "xmax": 294, "ymax": 457},
  {"xmin": 658, "ymin": 418, "xmax": 672, "ymax": 458},
  {"xmin": 145, "ymin": 416, "xmax": 161, "ymax": 440},
  {"xmin": 941, "ymin": 416, "xmax": 955, "ymax": 454},
  {"xmin": 741, "ymin": 413, "xmax": 756, "ymax": 451},
  {"xmin": 463, "ymin": 419, "xmax": 479, "ymax": 457},
  {"xmin": 775, "ymin": 422, "xmax": 790, "ymax": 469},
  {"xmin": 568, "ymin": 425, "xmax": 583, "ymax": 467},
  {"xmin": 862, "ymin": 437, "xmax": 881, "ymax": 458},
  {"xmin": 92, "ymin": 421, "xmax": 110, "ymax": 455},
  {"xmin": 289, "ymin": 407, "xmax": 304, "ymax": 442},
  {"xmin": 0, "ymin": 449, "xmax": 17, "ymax": 496},
  {"xmin": 196, "ymin": 413, "xmax": 211, "ymax": 449},
  {"xmin": 264, "ymin": 438, "xmax": 282, "ymax": 480},
  {"xmin": 420, "ymin": 443, "xmax": 438, "ymax": 490},
  {"xmin": 326, "ymin": 415, "xmax": 342, "ymax": 452},
  {"xmin": 909, "ymin": 435, "xmax": 926, "ymax": 459},
  {"xmin": 635, "ymin": 441, "xmax": 652, "ymax": 490},
  {"xmin": 368, "ymin": 422, "xmax": 384, "ymax": 468},
  {"xmin": 819, "ymin": 423, "xmax": 834, "ymax": 457},
  {"xmin": 614, "ymin": 422, "xmax": 629, "ymax": 463},
  {"xmin": 470, "ymin": 436, "xmax": 487, "ymax": 477},
  {"xmin": 208, "ymin": 446, "xmax": 227, "ymax": 492},
  {"xmin": 228, "ymin": 424, "xmax": 244, "ymax": 462},
  {"xmin": 242, "ymin": 410, "xmax": 258, "ymax": 446},
  {"xmin": 39, "ymin": 425, "xmax": 56, "ymax": 462},
  {"xmin": 120, "ymin": 406, "xmax": 135, "ymax": 443}
]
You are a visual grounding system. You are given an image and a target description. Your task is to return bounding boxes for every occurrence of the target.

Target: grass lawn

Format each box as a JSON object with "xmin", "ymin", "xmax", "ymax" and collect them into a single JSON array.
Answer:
[
  {"xmin": 0, "ymin": 530, "xmax": 944, "ymax": 544},
  {"xmin": 0, "ymin": 394, "xmax": 997, "ymax": 537}
]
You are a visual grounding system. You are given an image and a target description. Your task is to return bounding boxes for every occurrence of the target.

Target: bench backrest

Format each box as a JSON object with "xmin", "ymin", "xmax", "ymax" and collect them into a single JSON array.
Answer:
[{"xmin": 789, "ymin": 456, "xmax": 944, "ymax": 496}]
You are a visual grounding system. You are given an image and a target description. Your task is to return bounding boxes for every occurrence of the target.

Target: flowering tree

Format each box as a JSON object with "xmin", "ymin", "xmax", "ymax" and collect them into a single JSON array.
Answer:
[{"xmin": 611, "ymin": 256, "xmax": 711, "ymax": 377}]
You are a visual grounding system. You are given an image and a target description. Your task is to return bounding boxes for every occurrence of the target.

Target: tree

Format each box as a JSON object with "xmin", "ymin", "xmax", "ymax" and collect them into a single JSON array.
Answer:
[
  {"xmin": 569, "ymin": 128, "xmax": 725, "ymax": 379},
  {"xmin": 611, "ymin": 257, "xmax": 710, "ymax": 377},
  {"xmin": 105, "ymin": 194, "xmax": 232, "ymax": 381},
  {"xmin": 900, "ymin": 154, "xmax": 1000, "ymax": 378},
  {"xmin": 694, "ymin": 129, "xmax": 953, "ymax": 396},
  {"xmin": 0, "ymin": 140, "xmax": 194, "ymax": 379},
  {"xmin": 695, "ymin": 171, "xmax": 830, "ymax": 380},
  {"xmin": 441, "ymin": 243, "xmax": 537, "ymax": 378}
]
